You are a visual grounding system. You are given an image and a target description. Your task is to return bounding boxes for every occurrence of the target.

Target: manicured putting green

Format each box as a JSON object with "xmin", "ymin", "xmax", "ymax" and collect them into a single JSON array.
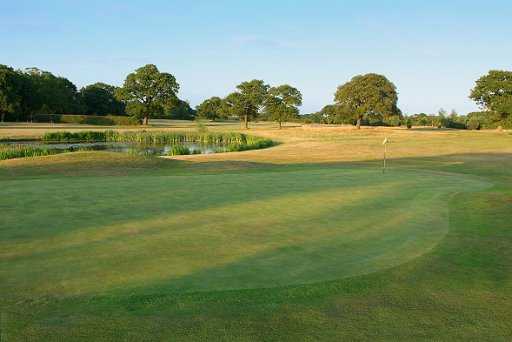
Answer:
[{"xmin": 1, "ymin": 167, "xmax": 486, "ymax": 298}]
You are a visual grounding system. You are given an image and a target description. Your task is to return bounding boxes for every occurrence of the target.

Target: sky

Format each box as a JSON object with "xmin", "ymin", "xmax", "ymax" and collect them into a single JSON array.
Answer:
[{"xmin": 1, "ymin": 0, "xmax": 511, "ymax": 114}]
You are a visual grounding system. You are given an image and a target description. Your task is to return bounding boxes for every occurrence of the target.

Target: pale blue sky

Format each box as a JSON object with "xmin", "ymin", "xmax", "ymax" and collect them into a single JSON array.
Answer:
[{"xmin": 1, "ymin": 0, "xmax": 511, "ymax": 114}]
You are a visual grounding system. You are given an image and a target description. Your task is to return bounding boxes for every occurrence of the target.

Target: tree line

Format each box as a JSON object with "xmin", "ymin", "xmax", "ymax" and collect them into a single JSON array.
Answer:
[
  {"xmin": 1, "ymin": 63, "xmax": 511, "ymax": 129},
  {"xmin": 304, "ymin": 70, "xmax": 512, "ymax": 129},
  {"xmin": 195, "ymin": 80, "xmax": 302, "ymax": 129},
  {"xmin": 0, "ymin": 64, "xmax": 195, "ymax": 123}
]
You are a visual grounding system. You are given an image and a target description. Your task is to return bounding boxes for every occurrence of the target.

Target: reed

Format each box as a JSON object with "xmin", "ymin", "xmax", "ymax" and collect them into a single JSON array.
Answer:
[
  {"xmin": 42, "ymin": 131, "xmax": 276, "ymax": 152},
  {"xmin": 42, "ymin": 131, "xmax": 108, "ymax": 142},
  {"xmin": 0, "ymin": 145, "xmax": 56, "ymax": 160},
  {"xmin": 167, "ymin": 145, "xmax": 191, "ymax": 156},
  {"xmin": 105, "ymin": 131, "xmax": 250, "ymax": 145}
]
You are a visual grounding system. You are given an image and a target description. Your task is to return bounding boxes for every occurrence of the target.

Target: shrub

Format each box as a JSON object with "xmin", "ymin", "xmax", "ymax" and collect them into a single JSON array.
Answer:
[
  {"xmin": 466, "ymin": 118, "xmax": 481, "ymax": 130},
  {"xmin": 383, "ymin": 116, "xmax": 401, "ymax": 127}
]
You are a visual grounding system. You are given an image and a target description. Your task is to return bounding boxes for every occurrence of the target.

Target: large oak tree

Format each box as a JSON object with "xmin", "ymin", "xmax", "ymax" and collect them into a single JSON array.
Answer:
[
  {"xmin": 334, "ymin": 73, "xmax": 400, "ymax": 129},
  {"xmin": 116, "ymin": 64, "xmax": 179, "ymax": 125}
]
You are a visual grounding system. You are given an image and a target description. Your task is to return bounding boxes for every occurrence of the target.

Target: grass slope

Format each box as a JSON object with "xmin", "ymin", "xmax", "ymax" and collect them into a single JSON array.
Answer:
[{"xmin": 1, "ymin": 126, "xmax": 511, "ymax": 341}]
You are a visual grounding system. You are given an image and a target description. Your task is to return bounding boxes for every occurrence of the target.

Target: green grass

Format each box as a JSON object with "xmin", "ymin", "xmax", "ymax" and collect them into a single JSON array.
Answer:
[{"xmin": 1, "ymin": 128, "xmax": 512, "ymax": 341}]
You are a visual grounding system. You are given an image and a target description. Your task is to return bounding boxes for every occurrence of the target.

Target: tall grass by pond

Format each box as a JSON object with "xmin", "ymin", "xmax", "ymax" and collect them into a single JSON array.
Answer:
[
  {"xmin": 0, "ymin": 145, "xmax": 56, "ymax": 160},
  {"xmin": 0, "ymin": 144, "xmax": 100, "ymax": 161},
  {"xmin": 42, "ymin": 131, "xmax": 108, "ymax": 142},
  {"xmin": 42, "ymin": 131, "xmax": 276, "ymax": 153},
  {"xmin": 168, "ymin": 145, "xmax": 191, "ymax": 156}
]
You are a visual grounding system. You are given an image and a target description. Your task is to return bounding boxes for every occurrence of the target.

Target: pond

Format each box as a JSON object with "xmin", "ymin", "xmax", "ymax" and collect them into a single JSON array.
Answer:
[{"xmin": 0, "ymin": 141, "xmax": 229, "ymax": 156}]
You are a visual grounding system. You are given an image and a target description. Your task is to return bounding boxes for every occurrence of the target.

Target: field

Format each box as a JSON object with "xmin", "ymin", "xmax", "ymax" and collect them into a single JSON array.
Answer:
[{"xmin": 1, "ymin": 121, "xmax": 512, "ymax": 341}]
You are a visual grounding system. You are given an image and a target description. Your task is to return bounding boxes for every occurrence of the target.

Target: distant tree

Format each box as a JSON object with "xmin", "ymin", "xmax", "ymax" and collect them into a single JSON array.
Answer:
[
  {"xmin": 264, "ymin": 85, "xmax": 302, "ymax": 129},
  {"xmin": 334, "ymin": 73, "xmax": 401, "ymax": 129},
  {"xmin": 437, "ymin": 108, "xmax": 448, "ymax": 127},
  {"xmin": 79, "ymin": 82, "xmax": 125, "ymax": 115},
  {"xmin": 165, "ymin": 99, "xmax": 196, "ymax": 120},
  {"xmin": 219, "ymin": 93, "xmax": 243, "ymax": 121},
  {"xmin": 16, "ymin": 71, "xmax": 40, "ymax": 121},
  {"xmin": 301, "ymin": 112, "xmax": 323, "ymax": 124},
  {"xmin": 449, "ymin": 109, "xmax": 458, "ymax": 119},
  {"xmin": 0, "ymin": 65, "xmax": 22, "ymax": 122},
  {"xmin": 308, "ymin": 104, "xmax": 353, "ymax": 125},
  {"xmin": 116, "ymin": 64, "xmax": 179, "ymax": 125},
  {"xmin": 230, "ymin": 80, "xmax": 269, "ymax": 129},
  {"xmin": 196, "ymin": 96, "xmax": 223, "ymax": 121},
  {"xmin": 23, "ymin": 68, "xmax": 81, "ymax": 114},
  {"xmin": 319, "ymin": 104, "xmax": 338, "ymax": 124},
  {"xmin": 414, "ymin": 113, "xmax": 430, "ymax": 126},
  {"xmin": 470, "ymin": 70, "xmax": 512, "ymax": 117},
  {"xmin": 445, "ymin": 109, "xmax": 467, "ymax": 129}
]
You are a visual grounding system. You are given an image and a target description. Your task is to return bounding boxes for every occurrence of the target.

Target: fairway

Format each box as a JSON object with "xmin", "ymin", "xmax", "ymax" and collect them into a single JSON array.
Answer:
[{"xmin": 1, "ymin": 126, "xmax": 512, "ymax": 340}]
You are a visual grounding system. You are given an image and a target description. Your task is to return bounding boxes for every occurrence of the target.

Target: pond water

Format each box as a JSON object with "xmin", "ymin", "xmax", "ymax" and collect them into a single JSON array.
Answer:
[{"xmin": 1, "ymin": 141, "xmax": 228, "ymax": 156}]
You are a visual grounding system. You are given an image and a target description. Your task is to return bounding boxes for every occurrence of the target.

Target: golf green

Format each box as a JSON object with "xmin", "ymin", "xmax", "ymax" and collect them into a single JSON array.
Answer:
[{"xmin": 1, "ymin": 167, "xmax": 487, "ymax": 298}]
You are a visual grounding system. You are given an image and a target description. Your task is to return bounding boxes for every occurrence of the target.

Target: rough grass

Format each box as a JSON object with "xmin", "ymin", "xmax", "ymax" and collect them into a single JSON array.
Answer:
[{"xmin": 1, "ymin": 125, "xmax": 512, "ymax": 341}]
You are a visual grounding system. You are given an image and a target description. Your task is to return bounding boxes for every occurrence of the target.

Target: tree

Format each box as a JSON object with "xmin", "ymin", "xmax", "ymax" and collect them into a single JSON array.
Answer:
[
  {"xmin": 449, "ymin": 109, "xmax": 458, "ymax": 119},
  {"xmin": 437, "ymin": 108, "xmax": 447, "ymax": 128},
  {"xmin": 230, "ymin": 80, "xmax": 269, "ymax": 129},
  {"xmin": 319, "ymin": 104, "xmax": 338, "ymax": 124},
  {"xmin": 79, "ymin": 82, "xmax": 125, "ymax": 115},
  {"xmin": 470, "ymin": 70, "xmax": 512, "ymax": 118},
  {"xmin": 196, "ymin": 96, "xmax": 223, "ymax": 121},
  {"xmin": 264, "ymin": 85, "xmax": 302, "ymax": 129},
  {"xmin": 116, "ymin": 64, "xmax": 179, "ymax": 125},
  {"xmin": 165, "ymin": 99, "xmax": 196, "ymax": 120},
  {"xmin": 0, "ymin": 65, "xmax": 22, "ymax": 122},
  {"xmin": 16, "ymin": 71, "xmax": 40, "ymax": 122},
  {"xmin": 221, "ymin": 92, "xmax": 245, "ymax": 123},
  {"xmin": 23, "ymin": 68, "xmax": 81, "ymax": 115},
  {"xmin": 334, "ymin": 73, "xmax": 401, "ymax": 129}
]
